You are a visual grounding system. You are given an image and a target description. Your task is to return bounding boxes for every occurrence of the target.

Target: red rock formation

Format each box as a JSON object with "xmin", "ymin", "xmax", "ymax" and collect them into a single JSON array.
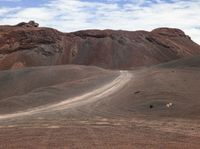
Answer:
[
  {"xmin": 0, "ymin": 24, "xmax": 74, "ymax": 70},
  {"xmin": 0, "ymin": 22, "xmax": 200, "ymax": 70},
  {"xmin": 71, "ymin": 28, "xmax": 200, "ymax": 69}
]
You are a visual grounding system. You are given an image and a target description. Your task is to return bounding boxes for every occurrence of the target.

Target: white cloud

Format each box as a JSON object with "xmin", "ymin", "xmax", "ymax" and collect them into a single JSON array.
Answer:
[
  {"xmin": 0, "ymin": 7, "xmax": 20, "ymax": 16},
  {"xmin": 0, "ymin": 0, "xmax": 200, "ymax": 44}
]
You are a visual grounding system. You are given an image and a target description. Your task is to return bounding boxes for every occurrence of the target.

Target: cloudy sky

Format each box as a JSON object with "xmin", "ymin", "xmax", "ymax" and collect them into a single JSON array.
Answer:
[{"xmin": 0, "ymin": 0, "xmax": 200, "ymax": 44}]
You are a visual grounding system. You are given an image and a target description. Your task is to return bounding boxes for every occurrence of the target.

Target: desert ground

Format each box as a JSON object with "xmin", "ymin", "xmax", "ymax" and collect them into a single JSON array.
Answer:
[{"xmin": 0, "ymin": 56, "xmax": 200, "ymax": 148}]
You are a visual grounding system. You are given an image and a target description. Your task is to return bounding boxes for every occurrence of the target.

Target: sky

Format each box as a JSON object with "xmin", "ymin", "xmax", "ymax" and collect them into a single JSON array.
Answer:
[{"xmin": 0, "ymin": 0, "xmax": 200, "ymax": 44}]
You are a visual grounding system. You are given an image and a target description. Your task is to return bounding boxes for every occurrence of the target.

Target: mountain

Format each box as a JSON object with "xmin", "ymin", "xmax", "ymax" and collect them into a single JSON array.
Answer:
[
  {"xmin": 0, "ymin": 21, "xmax": 200, "ymax": 70},
  {"xmin": 0, "ymin": 21, "xmax": 200, "ymax": 148}
]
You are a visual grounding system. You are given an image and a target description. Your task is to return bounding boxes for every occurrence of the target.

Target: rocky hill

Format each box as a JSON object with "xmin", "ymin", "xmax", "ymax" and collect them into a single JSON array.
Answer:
[{"xmin": 0, "ymin": 21, "xmax": 200, "ymax": 70}]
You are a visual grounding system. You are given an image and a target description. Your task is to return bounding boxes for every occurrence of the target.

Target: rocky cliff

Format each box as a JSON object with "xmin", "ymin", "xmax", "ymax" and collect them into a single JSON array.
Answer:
[{"xmin": 0, "ymin": 21, "xmax": 200, "ymax": 70}]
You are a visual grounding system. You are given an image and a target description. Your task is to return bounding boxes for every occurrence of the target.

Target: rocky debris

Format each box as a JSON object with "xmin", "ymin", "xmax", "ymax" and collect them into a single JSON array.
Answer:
[
  {"xmin": 15, "ymin": 20, "xmax": 39, "ymax": 27},
  {"xmin": 166, "ymin": 103, "xmax": 173, "ymax": 108},
  {"xmin": 0, "ymin": 23, "xmax": 200, "ymax": 70},
  {"xmin": 149, "ymin": 105, "xmax": 154, "ymax": 109},
  {"xmin": 134, "ymin": 91, "xmax": 141, "ymax": 94}
]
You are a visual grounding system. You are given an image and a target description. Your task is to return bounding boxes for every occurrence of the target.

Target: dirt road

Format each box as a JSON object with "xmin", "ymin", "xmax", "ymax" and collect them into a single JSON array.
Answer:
[{"xmin": 0, "ymin": 71, "xmax": 132, "ymax": 120}]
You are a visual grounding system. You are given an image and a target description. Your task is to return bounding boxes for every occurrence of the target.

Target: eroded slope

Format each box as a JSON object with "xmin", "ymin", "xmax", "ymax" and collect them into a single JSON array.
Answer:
[{"xmin": 1, "ymin": 22, "xmax": 200, "ymax": 70}]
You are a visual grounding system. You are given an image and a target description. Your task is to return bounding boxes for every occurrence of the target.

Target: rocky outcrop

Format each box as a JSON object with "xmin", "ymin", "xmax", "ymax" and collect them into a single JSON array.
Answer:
[
  {"xmin": 70, "ymin": 28, "xmax": 200, "ymax": 69},
  {"xmin": 0, "ymin": 23, "xmax": 74, "ymax": 70},
  {"xmin": 151, "ymin": 28, "xmax": 191, "ymax": 39},
  {"xmin": 15, "ymin": 21, "xmax": 39, "ymax": 27},
  {"xmin": 0, "ymin": 23, "xmax": 200, "ymax": 70}
]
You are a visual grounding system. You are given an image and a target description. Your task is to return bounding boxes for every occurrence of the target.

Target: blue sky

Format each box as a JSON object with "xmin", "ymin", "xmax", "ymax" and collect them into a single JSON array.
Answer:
[
  {"xmin": 0, "ymin": 0, "xmax": 48, "ymax": 7},
  {"xmin": 0, "ymin": 0, "xmax": 200, "ymax": 43},
  {"xmin": 0, "ymin": 0, "xmax": 179, "ymax": 7}
]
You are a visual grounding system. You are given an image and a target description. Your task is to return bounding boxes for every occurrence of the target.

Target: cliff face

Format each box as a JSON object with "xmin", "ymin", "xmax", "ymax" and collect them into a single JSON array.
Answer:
[
  {"xmin": 0, "ymin": 25, "xmax": 75, "ymax": 70},
  {"xmin": 0, "ymin": 22, "xmax": 200, "ymax": 70},
  {"xmin": 71, "ymin": 28, "xmax": 200, "ymax": 69}
]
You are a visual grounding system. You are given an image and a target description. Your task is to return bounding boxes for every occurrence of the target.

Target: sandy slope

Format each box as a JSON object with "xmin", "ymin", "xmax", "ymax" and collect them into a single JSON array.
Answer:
[
  {"xmin": 0, "ymin": 71, "xmax": 131, "ymax": 120},
  {"xmin": 0, "ymin": 61, "xmax": 200, "ymax": 148}
]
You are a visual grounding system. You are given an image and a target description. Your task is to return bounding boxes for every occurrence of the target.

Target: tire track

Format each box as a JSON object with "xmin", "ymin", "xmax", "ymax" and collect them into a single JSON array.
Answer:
[{"xmin": 0, "ymin": 71, "xmax": 132, "ymax": 120}]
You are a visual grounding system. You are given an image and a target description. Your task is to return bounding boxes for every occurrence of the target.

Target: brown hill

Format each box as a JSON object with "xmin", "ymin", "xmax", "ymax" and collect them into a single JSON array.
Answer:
[{"xmin": 0, "ymin": 22, "xmax": 200, "ymax": 70}]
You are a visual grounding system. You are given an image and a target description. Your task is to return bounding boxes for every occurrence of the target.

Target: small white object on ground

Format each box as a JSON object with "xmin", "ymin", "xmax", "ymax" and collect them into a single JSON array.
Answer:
[{"xmin": 166, "ymin": 102, "xmax": 173, "ymax": 108}]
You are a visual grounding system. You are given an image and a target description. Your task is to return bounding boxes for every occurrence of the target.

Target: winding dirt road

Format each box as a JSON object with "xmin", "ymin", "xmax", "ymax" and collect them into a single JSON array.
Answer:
[{"xmin": 0, "ymin": 70, "xmax": 132, "ymax": 120}]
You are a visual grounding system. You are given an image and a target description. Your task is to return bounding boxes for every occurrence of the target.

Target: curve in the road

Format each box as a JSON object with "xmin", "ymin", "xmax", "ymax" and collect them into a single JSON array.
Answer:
[{"xmin": 0, "ymin": 71, "xmax": 132, "ymax": 120}]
